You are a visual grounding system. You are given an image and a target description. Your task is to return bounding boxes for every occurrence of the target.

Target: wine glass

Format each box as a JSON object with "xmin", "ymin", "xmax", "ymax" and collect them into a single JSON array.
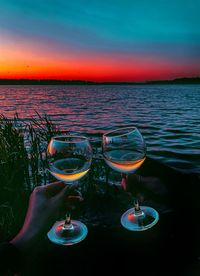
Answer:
[
  {"xmin": 102, "ymin": 126, "xmax": 159, "ymax": 231},
  {"xmin": 47, "ymin": 135, "xmax": 93, "ymax": 245}
]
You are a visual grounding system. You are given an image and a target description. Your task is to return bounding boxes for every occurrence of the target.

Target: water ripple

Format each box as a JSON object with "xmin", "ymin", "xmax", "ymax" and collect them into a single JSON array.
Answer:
[{"xmin": 1, "ymin": 84, "xmax": 200, "ymax": 173}]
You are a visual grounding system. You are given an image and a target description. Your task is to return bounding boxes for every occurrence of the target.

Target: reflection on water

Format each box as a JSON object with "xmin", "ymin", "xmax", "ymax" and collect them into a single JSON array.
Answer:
[{"xmin": 1, "ymin": 84, "xmax": 200, "ymax": 173}]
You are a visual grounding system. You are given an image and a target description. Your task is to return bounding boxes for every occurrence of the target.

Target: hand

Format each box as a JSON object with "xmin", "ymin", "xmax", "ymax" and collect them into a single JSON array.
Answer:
[
  {"xmin": 121, "ymin": 173, "xmax": 168, "ymax": 199},
  {"xmin": 10, "ymin": 182, "xmax": 82, "ymax": 253}
]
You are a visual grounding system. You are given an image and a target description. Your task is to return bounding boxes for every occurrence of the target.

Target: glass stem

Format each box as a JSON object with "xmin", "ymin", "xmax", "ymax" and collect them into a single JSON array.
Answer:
[
  {"xmin": 134, "ymin": 199, "xmax": 143, "ymax": 215},
  {"xmin": 63, "ymin": 180, "xmax": 77, "ymax": 230},
  {"xmin": 63, "ymin": 212, "xmax": 74, "ymax": 230},
  {"xmin": 65, "ymin": 212, "xmax": 71, "ymax": 224}
]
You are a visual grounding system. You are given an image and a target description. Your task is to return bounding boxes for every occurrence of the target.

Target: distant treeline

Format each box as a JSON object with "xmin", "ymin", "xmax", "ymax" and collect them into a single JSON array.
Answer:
[
  {"xmin": 0, "ymin": 77, "xmax": 200, "ymax": 85},
  {"xmin": 0, "ymin": 79, "xmax": 94, "ymax": 85},
  {"xmin": 146, "ymin": 77, "xmax": 200, "ymax": 84}
]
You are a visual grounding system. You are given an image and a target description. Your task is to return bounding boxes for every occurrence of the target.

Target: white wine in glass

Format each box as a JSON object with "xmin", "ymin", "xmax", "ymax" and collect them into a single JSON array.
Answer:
[
  {"xmin": 102, "ymin": 126, "xmax": 159, "ymax": 231},
  {"xmin": 47, "ymin": 135, "xmax": 93, "ymax": 245}
]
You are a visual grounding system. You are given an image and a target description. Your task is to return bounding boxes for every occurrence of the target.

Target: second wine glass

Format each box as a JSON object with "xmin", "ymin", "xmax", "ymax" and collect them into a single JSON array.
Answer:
[
  {"xmin": 102, "ymin": 126, "xmax": 159, "ymax": 231},
  {"xmin": 47, "ymin": 135, "xmax": 93, "ymax": 245}
]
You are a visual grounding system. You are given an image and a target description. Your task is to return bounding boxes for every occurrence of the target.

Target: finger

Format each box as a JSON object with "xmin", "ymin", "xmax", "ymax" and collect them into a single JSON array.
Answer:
[
  {"xmin": 44, "ymin": 181, "xmax": 67, "ymax": 196},
  {"xmin": 121, "ymin": 177, "xmax": 127, "ymax": 190},
  {"xmin": 122, "ymin": 174, "xmax": 139, "ymax": 193},
  {"xmin": 67, "ymin": 189, "xmax": 82, "ymax": 197},
  {"xmin": 121, "ymin": 173, "xmax": 127, "ymax": 179},
  {"xmin": 59, "ymin": 186, "xmax": 82, "ymax": 196},
  {"xmin": 55, "ymin": 185, "xmax": 71, "ymax": 200},
  {"xmin": 67, "ymin": 195, "xmax": 83, "ymax": 202}
]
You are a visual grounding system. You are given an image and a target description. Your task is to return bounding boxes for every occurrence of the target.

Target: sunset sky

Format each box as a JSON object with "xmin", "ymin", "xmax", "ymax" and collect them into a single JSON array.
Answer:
[{"xmin": 0, "ymin": 0, "xmax": 200, "ymax": 81}]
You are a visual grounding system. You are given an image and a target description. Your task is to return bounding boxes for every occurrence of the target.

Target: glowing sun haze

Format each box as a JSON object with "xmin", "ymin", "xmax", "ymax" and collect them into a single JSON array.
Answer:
[{"xmin": 0, "ymin": 0, "xmax": 200, "ymax": 81}]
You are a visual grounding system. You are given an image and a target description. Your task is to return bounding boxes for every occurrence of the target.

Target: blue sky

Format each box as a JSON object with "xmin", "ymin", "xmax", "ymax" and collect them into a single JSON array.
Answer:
[{"xmin": 0, "ymin": 0, "xmax": 200, "ymax": 80}]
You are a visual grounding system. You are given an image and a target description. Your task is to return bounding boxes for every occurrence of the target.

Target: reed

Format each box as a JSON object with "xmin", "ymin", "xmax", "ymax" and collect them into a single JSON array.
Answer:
[
  {"xmin": 0, "ymin": 114, "xmax": 60, "ymax": 240},
  {"xmin": 0, "ymin": 114, "xmax": 108, "ymax": 241}
]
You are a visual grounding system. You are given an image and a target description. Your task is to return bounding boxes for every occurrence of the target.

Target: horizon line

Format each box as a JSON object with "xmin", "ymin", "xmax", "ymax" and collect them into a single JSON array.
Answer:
[{"xmin": 0, "ymin": 76, "xmax": 200, "ymax": 83}]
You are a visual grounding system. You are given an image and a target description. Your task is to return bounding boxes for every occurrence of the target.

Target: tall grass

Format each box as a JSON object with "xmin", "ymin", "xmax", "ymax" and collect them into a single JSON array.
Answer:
[
  {"xmin": 0, "ymin": 114, "xmax": 108, "ymax": 241},
  {"xmin": 0, "ymin": 114, "xmax": 62, "ymax": 240}
]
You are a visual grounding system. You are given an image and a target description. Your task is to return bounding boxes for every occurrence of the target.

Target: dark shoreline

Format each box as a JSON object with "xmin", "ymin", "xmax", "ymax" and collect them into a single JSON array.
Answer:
[{"xmin": 0, "ymin": 77, "xmax": 200, "ymax": 85}]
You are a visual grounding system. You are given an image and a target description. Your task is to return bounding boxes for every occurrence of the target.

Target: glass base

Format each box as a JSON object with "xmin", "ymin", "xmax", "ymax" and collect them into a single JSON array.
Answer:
[
  {"xmin": 47, "ymin": 219, "xmax": 88, "ymax": 246},
  {"xmin": 121, "ymin": 206, "xmax": 159, "ymax": 231}
]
